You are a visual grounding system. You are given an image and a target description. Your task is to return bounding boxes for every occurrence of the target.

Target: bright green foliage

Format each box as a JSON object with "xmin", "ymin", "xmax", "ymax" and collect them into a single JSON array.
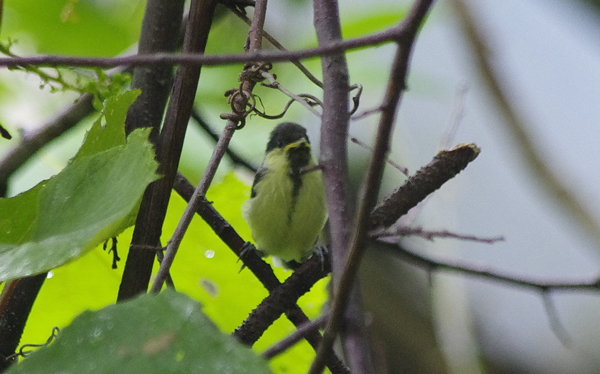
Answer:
[
  {"xmin": 342, "ymin": 9, "xmax": 409, "ymax": 39},
  {"xmin": 6, "ymin": 290, "xmax": 271, "ymax": 374},
  {"xmin": 3, "ymin": 0, "xmax": 145, "ymax": 56},
  {"xmin": 85, "ymin": 70, "xmax": 133, "ymax": 111},
  {"xmin": 166, "ymin": 173, "xmax": 328, "ymax": 373},
  {"xmin": 17, "ymin": 173, "xmax": 327, "ymax": 374},
  {"xmin": 0, "ymin": 40, "xmax": 131, "ymax": 106},
  {"xmin": 0, "ymin": 90, "xmax": 159, "ymax": 281}
]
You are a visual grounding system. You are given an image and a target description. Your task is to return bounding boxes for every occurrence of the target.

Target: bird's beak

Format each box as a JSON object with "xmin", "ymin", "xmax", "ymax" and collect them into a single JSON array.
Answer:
[{"xmin": 284, "ymin": 138, "xmax": 310, "ymax": 152}]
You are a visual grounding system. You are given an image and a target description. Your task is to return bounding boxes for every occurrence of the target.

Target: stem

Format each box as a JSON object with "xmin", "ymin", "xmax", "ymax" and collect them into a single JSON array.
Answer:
[
  {"xmin": 0, "ymin": 274, "xmax": 46, "ymax": 372},
  {"xmin": 117, "ymin": 0, "xmax": 216, "ymax": 301},
  {"xmin": 0, "ymin": 24, "xmax": 428, "ymax": 69},
  {"xmin": 310, "ymin": 1, "xmax": 434, "ymax": 373},
  {"xmin": 172, "ymin": 173, "xmax": 349, "ymax": 373},
  {"xmin": 150, "ymin": 0, "xmax": 269, "ymax": 292},
  {"xmin": 150, "ymin": 121, "xmax": 236, "ymax": 292},
  {"xmin": 313, "ymin": 0, "xmax": 375, "ymax": 372}
]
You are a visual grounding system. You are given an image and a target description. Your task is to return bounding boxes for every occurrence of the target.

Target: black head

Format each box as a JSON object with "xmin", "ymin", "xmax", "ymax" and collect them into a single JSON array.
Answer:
[{"xmin": 265, "ymin": 122, "xmax": 310, "ymax": 153}]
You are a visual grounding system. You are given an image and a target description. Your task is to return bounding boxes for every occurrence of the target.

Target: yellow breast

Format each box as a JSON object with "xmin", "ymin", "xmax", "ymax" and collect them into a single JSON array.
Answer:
[{"xmin": 243, "ymin": 153, "xmax": 327, "ymax": 262}]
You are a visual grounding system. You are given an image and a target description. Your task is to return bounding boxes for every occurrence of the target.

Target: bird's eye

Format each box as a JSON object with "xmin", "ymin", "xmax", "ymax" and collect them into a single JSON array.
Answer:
[{"xmin": 277, "ymin": 141, "xmax": 284, "ymax": 148}]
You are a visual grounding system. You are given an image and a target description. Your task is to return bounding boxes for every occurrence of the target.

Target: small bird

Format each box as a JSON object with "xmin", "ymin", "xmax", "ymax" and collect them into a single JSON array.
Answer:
[{"xmin": 243, "ymin": 122, "xmax": 327, "ymax": 266}]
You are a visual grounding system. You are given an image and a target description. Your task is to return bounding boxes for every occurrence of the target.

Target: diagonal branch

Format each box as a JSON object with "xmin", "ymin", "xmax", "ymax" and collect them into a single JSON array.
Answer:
[
  {"xmin": 172, "ymin": 173, "xmax": 349, "ymax": 374},
  {"xmin": 233, "ymin": 252, "xmax": 330, "ymax": 345},
  {"xmin": 370, "ymin": 143, "xmax": 479, "ymax": 229},
  {"xmin": 378, "ymin": 240, "xmax": 600, "ymax": 345},
  {"xmin": 262, "ymin": 314, "xmax": 329, "ymax": 359},
  {"xmin": 149, "ymin": 0, "xmax": 269, "ymax": 293},
  {"xmin": 0, "ymin": 93, "xmax": 95, "ymax": 195},
  {"xmin": 225, "ymin": 4, "xmax": 324, "ymax": 88},
  {"xmin": 379, "ymin": 241, "xmax": 600, "ymax": 292},
  {"xmin": 189, "ymin": 108, "xmax": 257, "ymax": 172}
]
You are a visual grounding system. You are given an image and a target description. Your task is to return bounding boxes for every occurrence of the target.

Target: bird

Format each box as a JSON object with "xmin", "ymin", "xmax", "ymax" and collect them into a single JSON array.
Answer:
[{"xmin": 242, "ymin": 122, "xmax": 327, "ymax": 267}]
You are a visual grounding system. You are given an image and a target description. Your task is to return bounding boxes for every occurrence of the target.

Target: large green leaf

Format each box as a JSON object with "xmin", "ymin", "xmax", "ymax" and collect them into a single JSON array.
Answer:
[
  {"xmin": 0, "ymin": 90, "xmax": 158, "ymax": 281},
  {"xmin": 6, "ymin": 290, "xmax": 271, "ymax": 374}
]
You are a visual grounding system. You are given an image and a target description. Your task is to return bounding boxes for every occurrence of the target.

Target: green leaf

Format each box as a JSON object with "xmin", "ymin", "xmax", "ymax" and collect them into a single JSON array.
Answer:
[
  {"xmin": 0, "ymin": 90, "xmax": 158, "ymax": 281},
  {"xmin": 6, "ymin": 290, "xmax": 271, "ymax": 374},
  {"xmin": 76, "ymin": 90, "xmax": 138, "ymax": 158}
]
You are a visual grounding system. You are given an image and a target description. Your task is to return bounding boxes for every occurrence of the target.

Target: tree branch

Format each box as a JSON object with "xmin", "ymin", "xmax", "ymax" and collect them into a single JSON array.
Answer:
[
  {"xmin": 0, "ymin": 93, "xmax": 95, "ymax": 195},
  {"xmin": 117, "ymin": 0, "xmax": 217, "ymax": 301},
  {"xmin": 310, "ymin": 1, "xmax": 434, "ymax": 373},
  {"xmin": 149, "ymin": 0, "xmax": 269, "ymax": 293},
  {"xmin": 172, "ymin": 173, "xmax": 349, "ymax": 374},
  {"xmin": 0, "ymin": 274, "xmax": 46, "ymax": 372},
  {"xmin": 370, "ymin": 143, "xmax": 480, "ymax": 229},
  {"xmin": 262, "ymin": 314, "xmax": 329, "ymax": 359},
  {"xmin": 124, "ymin": 0, "xmax": 185, "ymax": 140},
  {"xmin": 380, "ymin": 241, "xmax": 600, "ymax": 292},
  {"xmin": 312, "ymin": 0, "xmax": 375, "ymax": 372},
  {"xmin": 189, "ymin": 108, "xmax": 257, "ymax": 172},
  {"xmin": 0, "ymin": 24, "xmax": 428, "ymax": 69},
  {"xmin": 233, "ymin": 252, "xmax": 330, "ymax": 346}
]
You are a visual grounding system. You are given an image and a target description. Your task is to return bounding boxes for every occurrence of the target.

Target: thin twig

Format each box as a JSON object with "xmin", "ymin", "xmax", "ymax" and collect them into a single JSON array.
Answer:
[
  {"xmin": 253, "ymin": 95, "xmax": 320, "ymax": 119},
  {"xmin": 348, "ymin": 83, "xmax": 363, "ymax": 115},
  {"xmin": 379, "ymin": 241, "xmax": 600, "ymax": 292},
  {"xmin": 260, "ymin": 71, "xmax": 322, "ymax": 117},
  {"xmin": 150, "ymin": 121, "xmax": 237, "ymax": 292},
  {"xmin": 350, "ymin": 136, "xmax": 409, "ymax": 176},
  {"xmin": 262, "ymin": 314, "xmax": 329, "ymax": 359},
  {"xmin": 380, "ymin": 240, "xmax": 596, "ymax": 345},
  {"xmin": 373, "ymin": 226, "xmax": 503, "ymax": 244},
  {"xmin": 150, "ymin": 0, "xmax": 269, "ymax": 292},
  {"xmin": 351, "ymin": 105, "xmax": 383, "ymax": 121},
  {"xmin": 0, "ymin": 23, "xmax": 431, "ymax": 69},
  {"xmin": 189, "ymin": 108, "xmax": 257, "ymax": 172},
  {"xmin": 6, "ymin": 326, "xmax": 60, "ymax": 360},
  {"xmin": 0, "ymin": 44, "xmax": 85, "ymax": 94},
  {"xmin": 541, "ymin": 291, "xmax": 571, "ymax": 346},
  {"xmin": 310, "ymin": 1, "xmax": 434, "ymax": 373},
  {"xmin": 225, "ymin": 4, "xmax": 324, "ymax": 88}
]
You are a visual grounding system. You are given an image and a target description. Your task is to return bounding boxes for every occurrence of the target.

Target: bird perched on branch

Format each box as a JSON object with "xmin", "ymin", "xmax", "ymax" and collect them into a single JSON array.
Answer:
[{"xmin": 243, "ymin": 122, "xmax": 327, "ymax": 267}]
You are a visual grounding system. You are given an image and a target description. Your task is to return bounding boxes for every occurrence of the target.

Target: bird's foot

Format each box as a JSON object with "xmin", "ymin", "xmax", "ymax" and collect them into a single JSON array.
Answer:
[
  {"xmin": 313, "ymin": 245, "xmax": 329, "ymax": 272},
  {"xmin": 238, "ymin": 242, "xmax": 264, "ymax": 272}
]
